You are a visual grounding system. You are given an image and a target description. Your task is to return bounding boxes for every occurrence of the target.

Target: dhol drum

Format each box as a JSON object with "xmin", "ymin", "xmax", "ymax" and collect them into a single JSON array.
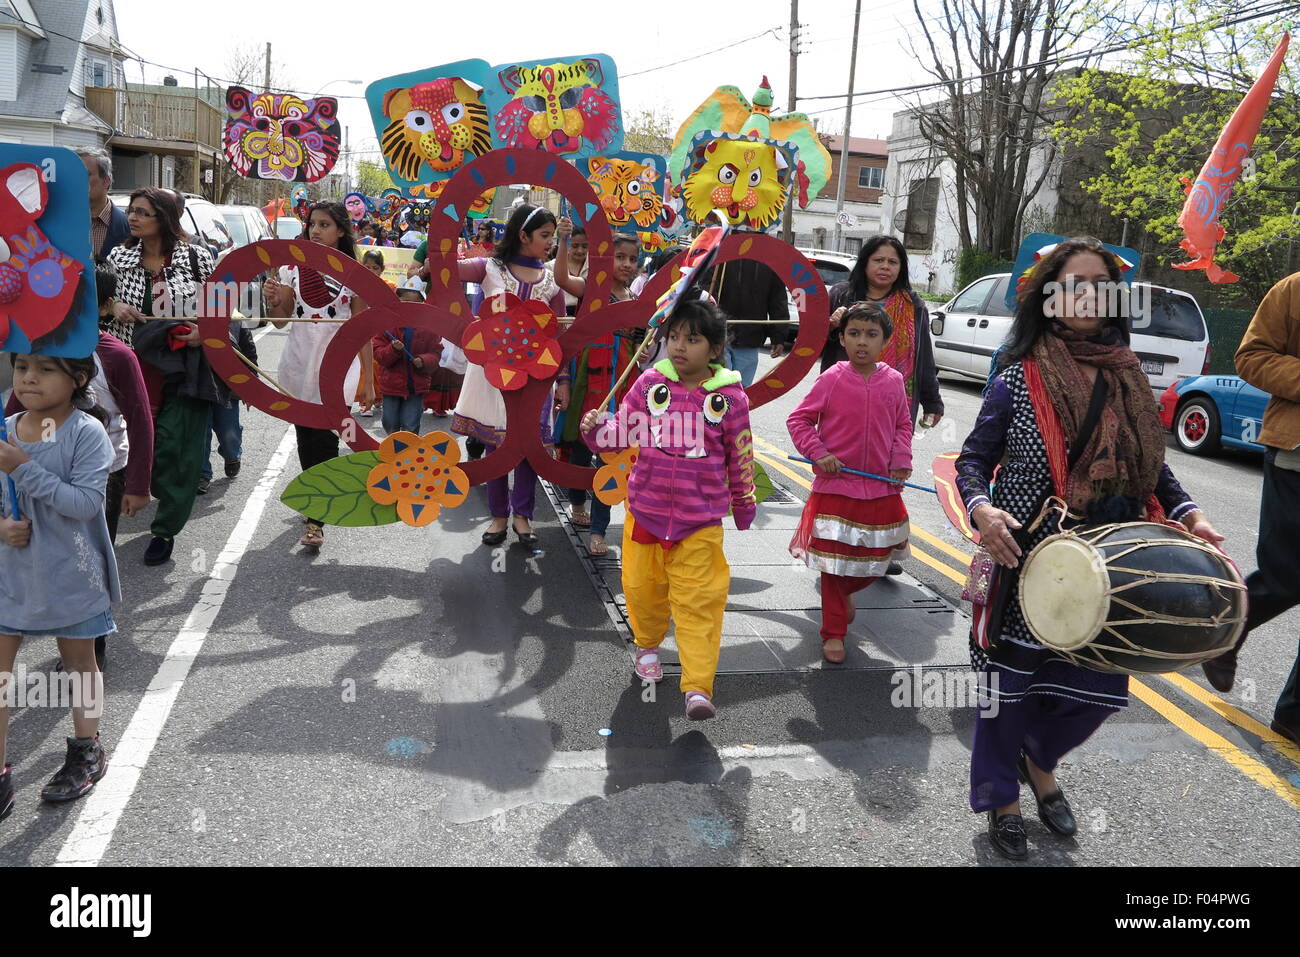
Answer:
[{"xmin": 1018, "ymin": 519, "xmax": 1246, "ymax": 675}]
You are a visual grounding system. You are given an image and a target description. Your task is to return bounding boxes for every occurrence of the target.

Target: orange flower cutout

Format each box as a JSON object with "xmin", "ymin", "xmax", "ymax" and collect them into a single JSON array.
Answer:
[
  {"xmin": 367, "ymin": 430, "xmax": 468, "ymax": 527},
  {"xmin": 461, "ymin": 291, "xmax": 563, "ymax": 391},
  {"xmin": 593, "ymin": 447, "xmax": 638, "ymax": 506}
]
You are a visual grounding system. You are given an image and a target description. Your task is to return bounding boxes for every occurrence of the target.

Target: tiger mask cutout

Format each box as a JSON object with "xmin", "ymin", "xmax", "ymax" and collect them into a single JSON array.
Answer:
[
  {"xmin": 381, "ymin": 77, "xmax": 491, "ymax": 182},
  {"xmin": 586, "ymin": 156, "xmax": 664, "ymax": 230}
]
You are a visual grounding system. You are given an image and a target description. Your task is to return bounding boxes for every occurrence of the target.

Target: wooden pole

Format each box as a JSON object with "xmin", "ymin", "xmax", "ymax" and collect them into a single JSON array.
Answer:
[{"xmin": 832, "ymin": 0, "xmax": 862, "ymax": 254}]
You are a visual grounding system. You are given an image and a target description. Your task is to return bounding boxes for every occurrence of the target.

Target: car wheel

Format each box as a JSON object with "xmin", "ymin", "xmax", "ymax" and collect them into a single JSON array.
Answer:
[{"xmin": 1174, "ymin": 396, "xmax": 1221, "ymax": 455}]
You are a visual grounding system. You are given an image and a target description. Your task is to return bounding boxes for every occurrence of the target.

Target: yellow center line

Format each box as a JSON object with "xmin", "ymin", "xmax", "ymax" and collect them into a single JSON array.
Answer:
[
  {"xmin": 754, "ymin": 433, "xmax": 1300, "ymax": 807},
  {"xmin": 1161, "ymin": 672, "xmax": 1300, "ymax": 768},
  {"xmin": 752, "ymin": 449, "xmax": 968, "ymax": 586},
  {"xmin": 1130, "ymin": 678, "xmax": 1300, "ymax": 808}
]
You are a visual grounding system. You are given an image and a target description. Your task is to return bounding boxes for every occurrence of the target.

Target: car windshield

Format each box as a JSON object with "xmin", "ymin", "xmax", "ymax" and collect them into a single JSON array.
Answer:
[
  {"xmin": 1130, "ymin": 287, "xmax": 1205, "ymax": 341},
  {"xmin": 221, "ymin": 212, "xmax": 250, "ymax": 247},
  {"xmin": 276, "ymin": 218, "xmax": 302, "ymax": 239}
]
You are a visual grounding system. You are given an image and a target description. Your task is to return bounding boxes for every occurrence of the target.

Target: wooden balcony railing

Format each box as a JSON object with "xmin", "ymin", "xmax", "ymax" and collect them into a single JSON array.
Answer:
[{"xmin": 85, "ymin": 87, "xmax": 222, "ymax": 151}]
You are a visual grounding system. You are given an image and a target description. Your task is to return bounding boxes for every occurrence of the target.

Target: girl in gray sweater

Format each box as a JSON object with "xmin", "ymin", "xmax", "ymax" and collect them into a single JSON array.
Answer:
[{"xmin": 0, "ymin": 353, "xmax": 119, "ymax": 819}]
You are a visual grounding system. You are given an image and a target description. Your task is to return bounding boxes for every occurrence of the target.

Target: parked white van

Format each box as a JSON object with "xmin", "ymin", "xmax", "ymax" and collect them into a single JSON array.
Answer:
[{"xmin": 928, "ymin": 272, "xmax": 1211, "ymax": 391}]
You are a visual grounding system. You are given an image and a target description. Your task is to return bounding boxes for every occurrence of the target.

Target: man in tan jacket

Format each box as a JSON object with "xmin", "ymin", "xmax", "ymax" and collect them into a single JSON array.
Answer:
[{"xmin": 1203, "ymin": 272, "xmax": 1300, "ymax": 746}]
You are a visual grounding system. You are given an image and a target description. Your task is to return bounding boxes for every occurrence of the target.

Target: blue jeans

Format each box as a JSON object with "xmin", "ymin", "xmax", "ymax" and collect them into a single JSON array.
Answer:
[
  {"xmin": 382, "ymin": 394, "xmax": 425, "ymax": 436},
  {"xmin": 202, "ymin": 402, "xmax": 242, "ymax": 480},
  {"xmin": 728, "ymin": 346, "xmax": 760, "ymax": 387}
]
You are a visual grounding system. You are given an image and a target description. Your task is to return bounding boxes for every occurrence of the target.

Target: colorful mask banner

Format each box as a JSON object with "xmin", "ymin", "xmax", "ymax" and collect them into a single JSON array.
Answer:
[
  {"xmin": 366, "ymin": 54, "xmax": 624, "ymax": 192},
  {"xmin": 582, "ymin": 151, "xmax": 672, "ymax": 237},
  {"xmin": 224, "ymin": 87, "xmax": 342, "ymax": 183},
  {"xmin": 677, "ymin": 131, "xmax": 796, "ymax": 233},
  {"xmin": 0, "ymin": 145, "xmax": 96, "ymax": 358}
]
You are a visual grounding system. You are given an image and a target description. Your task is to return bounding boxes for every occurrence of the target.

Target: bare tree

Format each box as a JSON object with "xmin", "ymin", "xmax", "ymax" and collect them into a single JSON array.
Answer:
[{"xmin": 904, "ymin": 0, "xmax": 1115, "ymax": 258}]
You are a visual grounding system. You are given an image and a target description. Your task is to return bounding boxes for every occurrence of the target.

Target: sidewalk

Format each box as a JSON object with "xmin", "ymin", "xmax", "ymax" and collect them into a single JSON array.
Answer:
[{"xmin": 540, "ymin": 479, "xmax": 971, "ymax": 675}]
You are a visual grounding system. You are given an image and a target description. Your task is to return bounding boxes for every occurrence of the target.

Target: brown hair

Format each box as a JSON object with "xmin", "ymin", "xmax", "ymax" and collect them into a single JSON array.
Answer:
[{"xmin": 126, "ymin": 187, "xmax": 186, "ymax": 257}]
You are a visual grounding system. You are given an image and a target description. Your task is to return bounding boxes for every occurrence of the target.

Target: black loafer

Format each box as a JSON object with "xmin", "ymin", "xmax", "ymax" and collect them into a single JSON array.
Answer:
[
  {"xmin": 513, "ymin": 524, "xmax": 539, "ymax": 548},
  {"xmin": 886, "ymin": 561, "xmax": 903, "ymax": 576},
  {"xmin": 1201, "ymin": 650, "xmax": 1238, "ymax": 693},
  {"xmin": 225, "ymin": 458, "xmax": 242, "ymax": 479},
  {"xmin": 1018, "ymin": 754, "xmax": 1077, "ymax": 836},
  {"xmin": 987, "ymin": 811, "xmax": 1028, "ymax": 860},
  {"xmin": 481, "ymin": 528, "xmax": 508, "ymax": 547},
  {"xmin": 143, "ymin": 536, "xmax": 174, "ymax": 566}
]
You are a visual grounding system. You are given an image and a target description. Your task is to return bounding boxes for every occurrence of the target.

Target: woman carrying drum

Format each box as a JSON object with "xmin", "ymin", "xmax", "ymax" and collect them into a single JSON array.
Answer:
[{"xmin": 955, "ymin": 237, "xmax": 1224, "ymax": 862}]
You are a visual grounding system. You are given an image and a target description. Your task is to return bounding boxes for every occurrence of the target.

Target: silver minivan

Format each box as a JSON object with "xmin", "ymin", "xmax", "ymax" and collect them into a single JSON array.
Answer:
[{"xmin": 928, "ymin": 272, "xmax": 1211, "ymax": 391}]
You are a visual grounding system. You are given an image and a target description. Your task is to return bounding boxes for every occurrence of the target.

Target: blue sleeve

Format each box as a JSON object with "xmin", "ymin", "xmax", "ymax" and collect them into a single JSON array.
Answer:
[
  {"xmin": 1156, "ymin": 462, "xmax": 1198, "ymax": 521},
  {"xmin": 956, "ymin": 374, "xmax": 1012, "ymax": 513},
  {"xmin": 10, "ymin": 420, "xmax": 111, "ymax": 521}
]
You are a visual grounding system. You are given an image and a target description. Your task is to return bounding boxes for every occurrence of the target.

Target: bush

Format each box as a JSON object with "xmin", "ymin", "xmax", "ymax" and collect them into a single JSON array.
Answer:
[{"xmin": 955, "ymin": 247, "xmax": 1010, "ymax": 291}]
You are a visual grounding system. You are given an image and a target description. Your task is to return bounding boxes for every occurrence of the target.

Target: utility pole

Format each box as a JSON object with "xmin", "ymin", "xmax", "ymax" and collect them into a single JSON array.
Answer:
[
  {"xmin": 780, "ymin": 0, "xmax": 800, "ymax": 245},
  {"xmin": 263, "ymin": 42, "xmax": 271, "ymax": 93},
  {"xmin": 832, "ymin": 0, "xmax": 861, "ymax": 254}
]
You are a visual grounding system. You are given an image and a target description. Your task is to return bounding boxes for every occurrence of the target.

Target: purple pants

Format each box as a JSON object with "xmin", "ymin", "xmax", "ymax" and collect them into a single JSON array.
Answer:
[
  {"xmin": 969, "ymin": 691, "xmax": 1113, "ymax": 812},
  {"xmin": 485, "ymin": 450, "xmax": 537, "ymax": 520}
]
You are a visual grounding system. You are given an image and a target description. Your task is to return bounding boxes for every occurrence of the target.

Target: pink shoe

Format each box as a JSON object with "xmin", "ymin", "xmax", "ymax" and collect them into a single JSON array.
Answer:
[
  {"xmin": 634, "ymin": 646, "xmax": 663, "ymax": 682},
  {"xmin": 684, "ymin": 692, "xmax": 716, "ymax": 721}
]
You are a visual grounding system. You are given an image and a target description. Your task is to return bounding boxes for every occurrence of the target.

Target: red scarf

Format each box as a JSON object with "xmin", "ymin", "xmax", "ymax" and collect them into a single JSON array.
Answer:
[{"xmin": 879, "ymin": 290, "xmax": 916, "ymax": 398}]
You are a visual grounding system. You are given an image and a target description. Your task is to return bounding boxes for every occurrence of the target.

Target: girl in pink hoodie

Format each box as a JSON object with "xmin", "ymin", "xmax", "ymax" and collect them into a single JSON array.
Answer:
[{"xmin": 787, "ymin": 303, "xmax": 914, "ymax": 663}]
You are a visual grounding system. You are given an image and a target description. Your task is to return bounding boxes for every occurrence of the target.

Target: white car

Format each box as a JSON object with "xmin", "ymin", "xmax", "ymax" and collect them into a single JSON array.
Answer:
[{"xmin": 928, "ymin": 272, "xmax": 1210, "ymax": 391}]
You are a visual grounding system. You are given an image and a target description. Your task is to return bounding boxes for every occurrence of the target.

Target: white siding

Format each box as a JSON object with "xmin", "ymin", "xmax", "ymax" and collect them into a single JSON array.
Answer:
[
  {"xmin": 0, "ymin": 29, "xmax": 17, "ymax": 101},
  {"xmin": 15, "ymin": 31, "xmax": 31, "ymax": 80},
  {"xmin": 0, "ymin": 118, "xmax": 55, "ymax": 145},
  {"xmin": 53, "ymin": 125, "xmax": 101, "ymax": 149}
]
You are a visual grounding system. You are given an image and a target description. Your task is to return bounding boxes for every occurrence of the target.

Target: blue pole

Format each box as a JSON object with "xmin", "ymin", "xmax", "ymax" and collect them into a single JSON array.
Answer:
[{"xmin": 787, "ymin": 454, "xmax": 938, "ymax": 494}]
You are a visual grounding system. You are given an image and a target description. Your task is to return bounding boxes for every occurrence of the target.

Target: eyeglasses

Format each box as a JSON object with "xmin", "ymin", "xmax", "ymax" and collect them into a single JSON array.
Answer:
[{"xmin": 126, "ymin": 207, "xmax": 158, "ymax": 218}]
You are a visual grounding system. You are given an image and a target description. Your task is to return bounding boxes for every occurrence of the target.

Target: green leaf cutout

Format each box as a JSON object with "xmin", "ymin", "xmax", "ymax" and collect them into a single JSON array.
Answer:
[
  {"xmin": 280, "ymin": 451, "xmax": 400, "ymax": 527},
  {"xmin": 753, "ymin": 460, "xmax": 776, "ymax": 505}
]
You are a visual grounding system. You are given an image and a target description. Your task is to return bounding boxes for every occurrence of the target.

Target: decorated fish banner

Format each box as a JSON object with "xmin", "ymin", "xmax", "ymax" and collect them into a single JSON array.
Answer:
[
  {"xmin": 0, "ymin": 145, "xmax": 96, "ymax": 358},
  {"xmin": 224, "ymin": 87, "xmax": 342, "ymax": 183},
  {"xmin": 677, "ymin": 130, "xmax": 797, "ymax": 232},
  {"xmin": 366, "ymin": 54, "xmax": 623, "ymax": 192},
  {"xmin": 671, "ymin": 77, "xmax": 832, "ymax": 210}
]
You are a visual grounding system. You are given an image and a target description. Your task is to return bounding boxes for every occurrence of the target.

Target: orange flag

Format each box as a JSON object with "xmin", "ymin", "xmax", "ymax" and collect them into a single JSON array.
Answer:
[
  {"xmin": 1173, "ymin": 33, "xmax": 1289, "ymax": 283},
  {"xmin": 261, "ymin": 196, "xmax": 287, "ymax": 226}
]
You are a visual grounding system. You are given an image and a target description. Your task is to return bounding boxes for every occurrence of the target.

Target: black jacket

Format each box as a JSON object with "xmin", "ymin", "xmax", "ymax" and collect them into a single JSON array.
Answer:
[
  {"xmin": 132, "ymin": 319, "xmax": 231, "ymax": 406},
  {"xmin": 705, "ymin": 260, "xmax": 792, "ymax": 350}
]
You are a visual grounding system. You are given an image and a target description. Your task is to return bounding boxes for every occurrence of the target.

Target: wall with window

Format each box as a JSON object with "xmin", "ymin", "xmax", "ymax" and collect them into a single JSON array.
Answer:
[{"xmin": 826, "ymin": 149, "xmax": 887, "ymax": 204}]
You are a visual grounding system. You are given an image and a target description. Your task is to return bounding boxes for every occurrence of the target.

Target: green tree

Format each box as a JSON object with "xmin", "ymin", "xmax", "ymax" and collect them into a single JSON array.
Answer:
[
  {"xmin": 1051, "ymin": 0, "xmax": 1300, "ymax": 304},
  {"xmin": 355, "ymin": 159, "xmax": 395, "ymax": 199}
]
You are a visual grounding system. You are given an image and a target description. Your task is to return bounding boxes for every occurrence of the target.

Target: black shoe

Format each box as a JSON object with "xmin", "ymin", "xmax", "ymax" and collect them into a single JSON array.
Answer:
[
  {"xmin": 512, "ymin": 520, "xmax": 539, "ymax": 548},
  {"xmin": 1201, "ymin": 650, "xmax": 1238, "ymax": 693},
  {"xmin": 1018, "ymin": 754, "xmax": 1077, "ymax": 836},
  {"xmin": 224, "ymin": 458, "xmax": 241, "ymax": 479},
  {"xmin": 466, "ymin": 437, "xmax": 484, "ymax": 461},
  {"xmin": 143, "ymin": 536, "xmax": 174, "ymax": 566},
  {"xmin": 196, "ymin": 476, "xmax": 211, "ymax": 495},
  {"xmin": 0, "ymin": 764, "xmax": 13, "ymax": 822},
  {"xmin": 886, "ymin": 561, "xmax": 903, "ymax": 576},
  {"xmin": 987, "ymin": 810, "xmax": 1028, "ymax": 860},
  {"xmin": 94, "ymin": 634, "xmax": 106, "ymax": 672},
  {"xmin": 1271, "ymin": 717, "xmax": 1300, "ymax": 748},
  {"xmin": 482, "ymin": 526, "xmax": 508, "ymax": 547},
  {"xmin": 40, "ymin": 736, "xmax": 108, "ymax": 803}
]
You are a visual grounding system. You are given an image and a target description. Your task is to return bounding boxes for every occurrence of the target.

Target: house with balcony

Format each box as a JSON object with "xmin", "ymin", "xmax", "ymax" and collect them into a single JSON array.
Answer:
[
  {"xmin": 0, "ymin": 0, "xmax": 122, "ymax": 147},
  {"xmin": 790, "ymin": 134, "xmax": 887, "ymax": 254}
]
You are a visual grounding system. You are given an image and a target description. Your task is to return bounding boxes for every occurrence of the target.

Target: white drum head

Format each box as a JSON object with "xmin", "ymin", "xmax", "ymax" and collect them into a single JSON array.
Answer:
[{"xmin": 1019, "ymin": 535, "xmax": 1110, "ymax": 651}]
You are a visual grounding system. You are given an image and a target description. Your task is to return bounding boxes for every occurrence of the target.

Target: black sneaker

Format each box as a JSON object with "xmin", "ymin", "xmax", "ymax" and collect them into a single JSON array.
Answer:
[
  {"xmin": 0, "ymin": 764, "xmax": 14, "ymax": 821},
  {"xmin": 40, "ymin": 737, "xmax": 108, "ymax": 803},
  {"xmin": 196, "ymin": 476, "xmax": 211, "ymax": 495},
  {"xmin": 224, "ymin": 458, "xmax": 241, "ymax": 478},
  {"xmin": 143, "ymin": 536, "xmax": 174, "ymax": 566}
]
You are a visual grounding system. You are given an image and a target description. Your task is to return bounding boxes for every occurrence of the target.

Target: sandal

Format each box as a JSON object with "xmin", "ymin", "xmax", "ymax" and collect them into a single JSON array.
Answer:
[
  {"xmin": 587, "ymin": 533, "xmax": 608, "ymax": 556},
  {"xmin": 822, "ymin": 638, "xmax": 846, "ymax": 663},
  {"xmin": 299, "ymin": 522, "xmax": 325, "ymax": 548},
  {"xmin": 570, "ymin": 506, "xmax": 591, "ymax": 527},
  {"xmin": 684, "ymin": 692, "xmax": 717, "ymax": 721},
  {"xmin": 634, "ymin": 646, "xmax": 663, "ymax": 683}
]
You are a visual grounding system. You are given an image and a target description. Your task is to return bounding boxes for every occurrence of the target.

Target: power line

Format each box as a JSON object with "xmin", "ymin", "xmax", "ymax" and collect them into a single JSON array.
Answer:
[{"xmin": 622, "ymin": 26, "xmax": 785, "ymax": 78}]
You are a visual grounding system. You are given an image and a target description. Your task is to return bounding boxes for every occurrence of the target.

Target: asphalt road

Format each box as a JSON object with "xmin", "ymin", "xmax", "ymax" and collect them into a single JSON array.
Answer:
[{"xmin": 1, "ymin": 329, "xmax": 1297, "ymax": 868}]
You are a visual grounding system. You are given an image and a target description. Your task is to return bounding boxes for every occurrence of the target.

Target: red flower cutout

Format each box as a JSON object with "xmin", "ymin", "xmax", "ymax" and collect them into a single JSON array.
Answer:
[{"xmin": 461, "ymin": 291, "xmax": 563, "ymax": 391}]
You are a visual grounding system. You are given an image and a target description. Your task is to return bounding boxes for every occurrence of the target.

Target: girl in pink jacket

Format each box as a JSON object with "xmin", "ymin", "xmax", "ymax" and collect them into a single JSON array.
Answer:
[{"xmin": 787, "ymin": 303, "xmax": 914, "ymax": 663}]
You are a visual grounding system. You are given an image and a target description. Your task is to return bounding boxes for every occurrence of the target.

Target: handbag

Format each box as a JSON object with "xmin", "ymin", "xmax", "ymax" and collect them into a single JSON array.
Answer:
[
  {"xmin": 972, "ymin": 371, "xmax": 1108, "ymax": 646},
  {"xmin": 961, "ymin": 548, "xmax": 998, "ymax": 605}
]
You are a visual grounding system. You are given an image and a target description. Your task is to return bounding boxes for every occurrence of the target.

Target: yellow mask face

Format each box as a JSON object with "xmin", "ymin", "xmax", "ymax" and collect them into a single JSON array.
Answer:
[
  {"xmin": 679, "ymin": 134, "xmax": 792, "ymax": 231},
  {"xmin": 586, "ymin": 156, "xmax": 666, "ymax": 230}
]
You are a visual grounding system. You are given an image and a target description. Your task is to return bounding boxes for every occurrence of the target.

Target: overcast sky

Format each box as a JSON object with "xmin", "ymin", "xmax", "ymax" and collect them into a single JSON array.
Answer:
[{"xmin": 114, "ymin": 0, "xmax": 931, "ymax": 159}]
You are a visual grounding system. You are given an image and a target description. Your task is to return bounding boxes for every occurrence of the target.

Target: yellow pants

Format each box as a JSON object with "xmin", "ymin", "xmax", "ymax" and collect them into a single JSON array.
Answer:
[{"xmin": 622, "ymin": 514, "xmax": 729, "ymax": 697}]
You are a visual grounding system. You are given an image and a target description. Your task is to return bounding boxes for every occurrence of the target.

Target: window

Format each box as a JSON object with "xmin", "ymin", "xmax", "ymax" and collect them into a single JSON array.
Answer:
[
  {"xmin": 903, "ymin": 177, "xmax": 940, "ymax": 249},
  {"xmin": 92, "ymin": 61, "xmax": 107, "ymax": 88},
  {"xmin": 948, "ymin": 277, "xmax": 996, "ymax": 314},
  {"xmin": 857, "ymin": 165, "xmax": 884, "ymax": 190},
  {"xmin": 1129, "ymin": 286, "xmax": 1206, "ymax": 341},
  {"xmin": 983, "ymin": 276, "xmax": 1015, "ymax": 317}
]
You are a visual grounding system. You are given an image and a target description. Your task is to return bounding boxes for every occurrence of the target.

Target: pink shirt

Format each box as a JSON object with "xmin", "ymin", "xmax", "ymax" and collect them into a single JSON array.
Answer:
[{"xmin": 786, "ymin": 361, "xmax": 913, "ymax": 500}]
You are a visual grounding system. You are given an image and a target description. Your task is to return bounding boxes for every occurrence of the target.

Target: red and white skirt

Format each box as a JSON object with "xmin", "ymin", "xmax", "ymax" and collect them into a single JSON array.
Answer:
[{"xmin": 789, "ymin": 491, "xmax": 910, "ymax": 578}]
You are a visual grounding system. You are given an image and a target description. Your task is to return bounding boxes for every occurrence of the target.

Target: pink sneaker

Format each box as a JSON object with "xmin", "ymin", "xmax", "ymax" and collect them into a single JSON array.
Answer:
[
  {"xmin": 684, "ymin": 692, "xmax": 716, "ymax": 721},
  {"xmin": 634, "ymin": 646, "xmax": 663, "ymax": 682}
]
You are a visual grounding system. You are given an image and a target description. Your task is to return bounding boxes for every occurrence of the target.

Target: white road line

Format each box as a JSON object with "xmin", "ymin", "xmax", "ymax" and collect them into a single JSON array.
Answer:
[{"xmin": 56, "ymin": 426, "xmax": 296, "ymax": 866}]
